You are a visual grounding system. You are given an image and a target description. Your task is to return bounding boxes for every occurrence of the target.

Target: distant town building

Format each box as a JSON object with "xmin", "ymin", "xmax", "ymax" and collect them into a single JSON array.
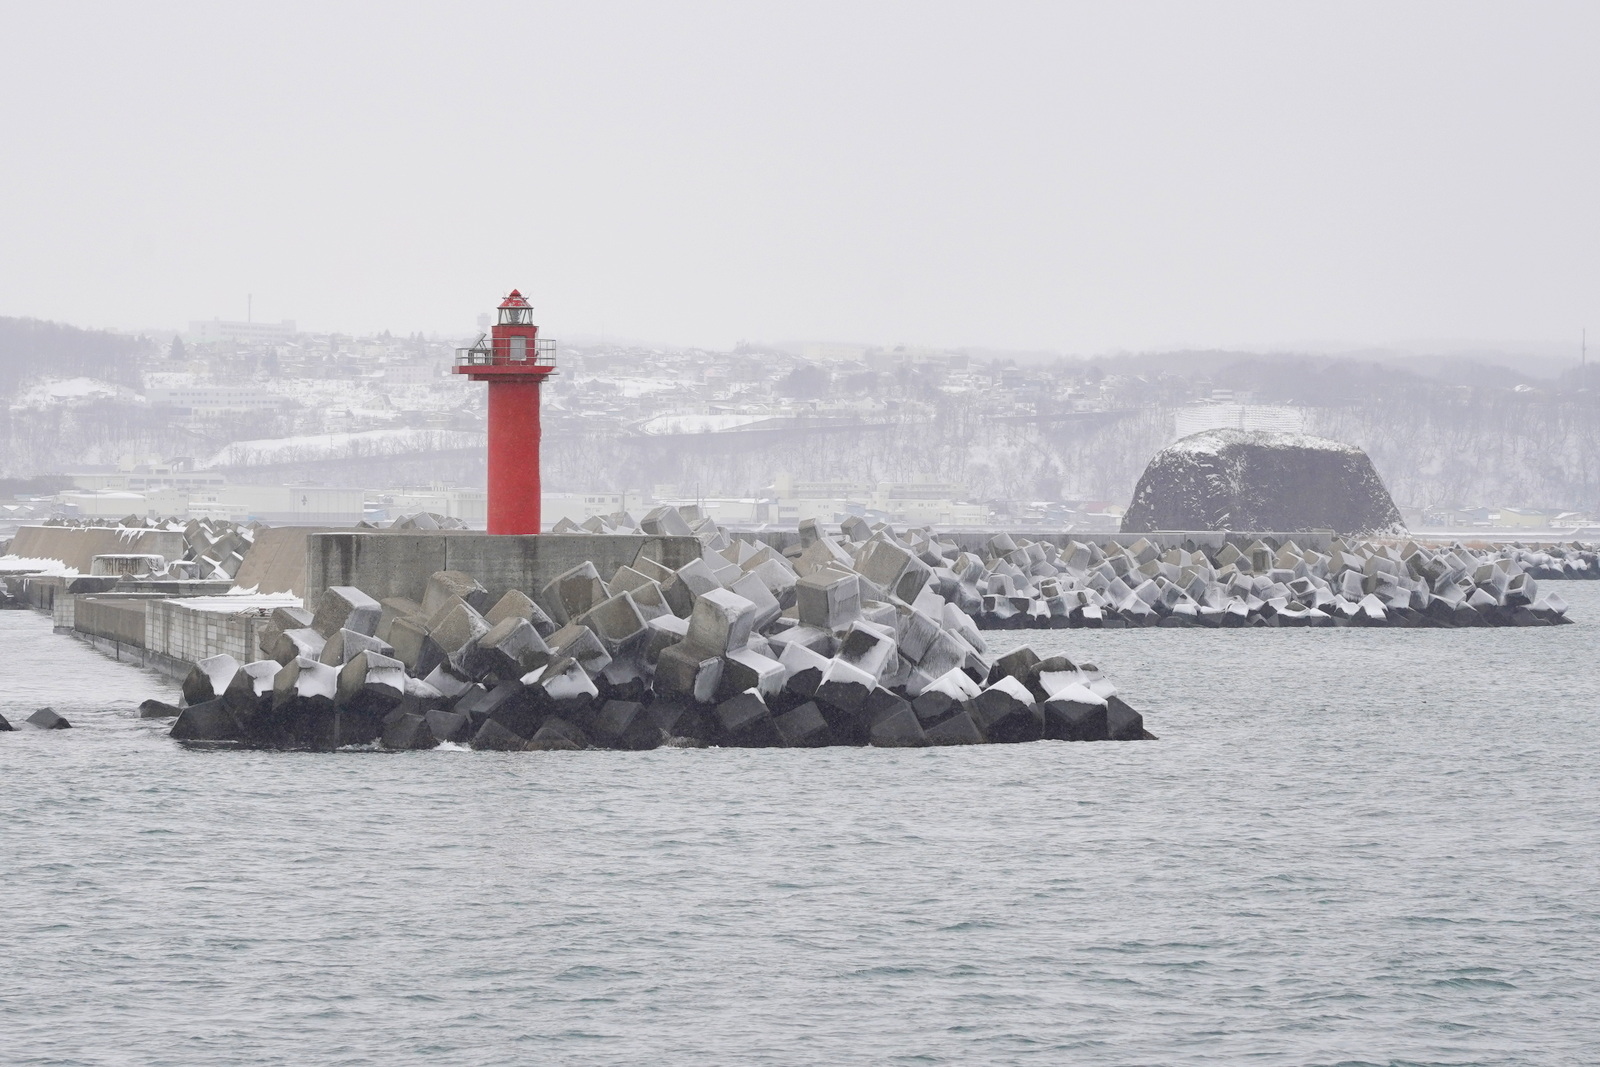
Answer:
[
  {"xmin": 57, "ymin": 488, "xmax": 190, "ymax": 519},
  {"xmin": 537, "ymin": 491, "xmax": 652, "ymax": 528},
  {"xmin": 1173, "ymin": 403, "xmax": 1305, "ymax": 439},
  {"xmin": 873, "ymin": 480, "xmax": 989, "ymax": 525},
  {"xmin": 188, "ymin": 319, "xmax": 297, "ymax": 345},
  {"xmin": 188, "ymin": 485, "xmax": 364, "ymax": 524},
  {"xmin": 380, "ymin": 363, "xmax": 438, "ymax": 385},
  {"xmin": 1495, "ymin": 507, "xmax": 1552, "ymax": 528},
  {"xmin": 762, "ymin": 474, "xmax": 988, "ymax": 526},
  {"xmin": 147, "ymin": 385, "xmax": 286, "ymax": 414},
  {"xmin": 1427, "ymin": 505, "xmax": 1557, "ymax": 529},
  {"xmin": 70, "ymin": 462, "xmax": 225, "ymax": 493},
  {"xmin": 801, "ymin": 343, "xmax": 870, "ymax": 362},
  {"xmin": 370, "ymin": 487, "xmax": 487, "ymax": 525}
]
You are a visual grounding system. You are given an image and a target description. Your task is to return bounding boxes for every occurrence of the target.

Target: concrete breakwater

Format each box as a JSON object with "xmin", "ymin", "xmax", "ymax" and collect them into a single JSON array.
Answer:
[
  {"xmin": 0, "ymin": 518, "xmax": 331, "ymax": 680},
  {"xmin": 154, "ymin": 542, "xmax": 1154, "ymax": 750},
  {"xmin": 945, "ymin": 532, "xmax": 1582, "ymax": 629},
  {"xmin": 0, "ymin": 516, "xmax": 319, "ymax": 612},
  {"xmin": 3, "ymin": 507, "xmax": 1593, "ymax": 722},
  {"xmin": 551, "ymin": 509, "xmax": 1584, "ymax": 630}
]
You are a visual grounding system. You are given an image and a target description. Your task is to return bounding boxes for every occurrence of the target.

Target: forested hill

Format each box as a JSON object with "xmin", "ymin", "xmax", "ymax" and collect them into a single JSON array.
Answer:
[{"xmin": 0, "ymin": 317, "xmax": 144, "ymax": 395}]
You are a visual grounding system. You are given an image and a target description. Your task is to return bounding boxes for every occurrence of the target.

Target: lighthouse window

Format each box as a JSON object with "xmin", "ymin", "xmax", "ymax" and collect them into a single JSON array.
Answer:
[{"xmin": 510, "ymin": 336, "xmax": 527, "ymax": 361}]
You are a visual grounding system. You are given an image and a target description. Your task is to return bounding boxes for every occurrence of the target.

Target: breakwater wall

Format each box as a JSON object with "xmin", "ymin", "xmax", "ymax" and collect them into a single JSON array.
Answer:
[
  {"xmin": 8, "ymin": 526, "xmax": 187, "ymax": 574},
  {"xmin": 303, "ymin": 531, "xmax": 705, "ymax": 614},
  {"xmin": 231, "ymin": 525, "xmax": 331, "ymax": 596},
  {"xmin": 3, "ymin": 519, "xmax": 324, "ymax": 595},
  {"xmin": 56, "ymin": 593, "xmax": 289, "ymax": 681}
]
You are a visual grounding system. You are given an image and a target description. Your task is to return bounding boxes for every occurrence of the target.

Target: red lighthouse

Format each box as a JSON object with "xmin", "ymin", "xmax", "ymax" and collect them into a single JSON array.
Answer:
[{"xmin": 454, "ymin": 290, "xmax": 557, "ymax": 534}]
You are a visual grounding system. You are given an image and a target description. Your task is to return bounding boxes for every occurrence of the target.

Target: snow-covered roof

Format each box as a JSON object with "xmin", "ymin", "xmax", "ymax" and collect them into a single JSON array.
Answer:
[{"xmin": 0, "ymin": 556, "xmax": 81, "ymax": 577}]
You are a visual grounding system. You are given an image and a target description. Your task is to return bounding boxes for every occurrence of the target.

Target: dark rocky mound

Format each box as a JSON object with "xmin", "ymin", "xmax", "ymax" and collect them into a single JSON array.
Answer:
[{"xmin": 1120, "ymin": 429, "xmax": 1404, "ymax": 535}]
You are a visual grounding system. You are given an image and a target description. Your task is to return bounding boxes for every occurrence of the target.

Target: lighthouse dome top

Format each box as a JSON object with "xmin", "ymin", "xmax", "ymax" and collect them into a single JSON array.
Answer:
[{"xmin": 496, "ymin": 289, "xmax": 535, "ymax": 326}]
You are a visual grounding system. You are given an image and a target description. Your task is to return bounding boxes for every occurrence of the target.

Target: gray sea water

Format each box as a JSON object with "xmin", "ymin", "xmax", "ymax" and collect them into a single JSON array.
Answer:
[{"xmin": 3, "ymin": 587, "xmax": 1599, "ymax": 1067}]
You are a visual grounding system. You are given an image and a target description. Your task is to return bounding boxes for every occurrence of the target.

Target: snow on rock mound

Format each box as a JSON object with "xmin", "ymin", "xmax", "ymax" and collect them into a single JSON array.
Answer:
[{"xmin": 1121, "ymin": 429, "xmax": 1404, "ymax": 536}]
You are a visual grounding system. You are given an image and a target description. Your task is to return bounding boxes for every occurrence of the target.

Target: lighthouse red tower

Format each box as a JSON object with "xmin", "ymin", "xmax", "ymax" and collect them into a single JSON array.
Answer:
[{"xmin": 454, "ymin": 290, "xmax": 557, "ymax": 534}]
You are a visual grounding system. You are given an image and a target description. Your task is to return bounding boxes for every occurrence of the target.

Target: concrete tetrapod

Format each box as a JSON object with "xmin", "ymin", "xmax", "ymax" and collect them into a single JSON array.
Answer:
[{"xmin": 27, "ymin": 708, "xmax": 71, "ymax": 730}]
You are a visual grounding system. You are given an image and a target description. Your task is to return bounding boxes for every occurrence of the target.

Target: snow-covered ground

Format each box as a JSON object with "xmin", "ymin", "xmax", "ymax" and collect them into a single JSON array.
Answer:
[
  {"xmin": 572, "ymin": 375, "xmax": 685, "ymax": 398},
  {"xmin": 201, "ymin": 427, "xmax": 485, "ymax": 468},
  {"xmin": 637, "ymin": 413, "xmax": 773, "ymax": 435},
  {"xmin": 9, "ymin": 377, "xmax": 141, "ymax": 411}
]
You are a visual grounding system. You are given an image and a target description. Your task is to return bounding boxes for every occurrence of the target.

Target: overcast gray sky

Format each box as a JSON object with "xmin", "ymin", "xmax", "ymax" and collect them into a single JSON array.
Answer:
[{"xmin": 2, "ymin": 1, "xmax": 1596, "ymax": 356}]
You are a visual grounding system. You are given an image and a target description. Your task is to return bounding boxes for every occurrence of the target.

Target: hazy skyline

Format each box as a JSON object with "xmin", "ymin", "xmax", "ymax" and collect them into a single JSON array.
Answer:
[{"xmin": 3, "ymin": 1, "xmax": 1597, "ymax": 357}]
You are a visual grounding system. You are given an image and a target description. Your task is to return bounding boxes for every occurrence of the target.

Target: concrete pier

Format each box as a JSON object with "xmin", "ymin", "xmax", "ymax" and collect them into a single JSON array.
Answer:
[{"xmin": 58, "ymin": 593, "xmax": 294, "ymax": 680}]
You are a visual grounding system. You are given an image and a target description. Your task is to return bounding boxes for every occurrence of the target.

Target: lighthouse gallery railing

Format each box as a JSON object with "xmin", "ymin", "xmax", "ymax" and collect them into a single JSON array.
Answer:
[{"xmin": 454, "ymin": 335, "xmax": 557, "ymax": 368}]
